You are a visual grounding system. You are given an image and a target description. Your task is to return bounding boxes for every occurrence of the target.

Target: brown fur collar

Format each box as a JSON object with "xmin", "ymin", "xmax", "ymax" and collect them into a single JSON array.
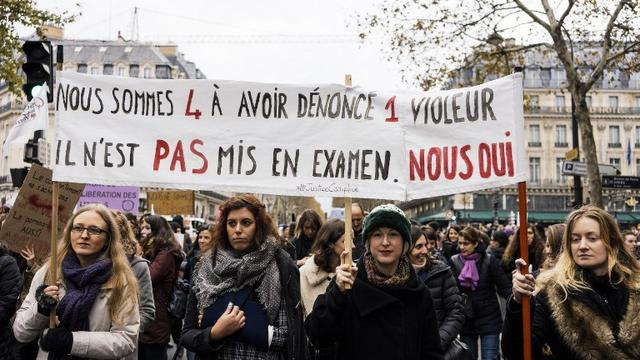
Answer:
[{"xmin": 546, "ymin": 284, "xmax": 640, "ymax": 359}]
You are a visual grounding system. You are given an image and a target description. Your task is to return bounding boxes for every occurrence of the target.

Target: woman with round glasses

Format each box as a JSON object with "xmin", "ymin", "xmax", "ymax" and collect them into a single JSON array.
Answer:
[{"xmin": 13, "ymin": 204, "xmax": 140, "ymax": 359}]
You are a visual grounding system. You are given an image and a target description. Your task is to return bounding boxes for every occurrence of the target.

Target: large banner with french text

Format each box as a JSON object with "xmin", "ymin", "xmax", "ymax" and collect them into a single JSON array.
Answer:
[{"xmin": 53, "ymin": 72, "xmax": 526, "ymax": 201}]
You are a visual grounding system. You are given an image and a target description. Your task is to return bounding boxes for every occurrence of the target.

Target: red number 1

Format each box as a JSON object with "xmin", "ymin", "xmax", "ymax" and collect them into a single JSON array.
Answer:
[{"xmin": 385, "ymin": 96, "xmax": 398, "ymax": 122}]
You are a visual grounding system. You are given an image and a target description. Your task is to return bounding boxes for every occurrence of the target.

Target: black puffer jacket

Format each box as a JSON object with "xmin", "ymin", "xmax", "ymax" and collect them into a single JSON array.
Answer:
[
  {"xmin": 451, "ymin": 252, "xmax": 512, "ymax": 336},
  {"xmin": 417, "ymin": 260, "xmax": 465, "ymax": 349},
  {"xmin": 0, "ymin": 251, "xmax": 21, "ymax": 360}
]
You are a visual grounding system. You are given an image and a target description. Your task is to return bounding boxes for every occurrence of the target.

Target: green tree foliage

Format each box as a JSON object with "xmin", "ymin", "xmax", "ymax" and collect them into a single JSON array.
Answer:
[
  {"xmin": 359, "ymin": 0, "xmax": 640, "ymax": 208},
  {"xmin": 0, "ymin": 0, "xmax": 75, "ymax": 95}
]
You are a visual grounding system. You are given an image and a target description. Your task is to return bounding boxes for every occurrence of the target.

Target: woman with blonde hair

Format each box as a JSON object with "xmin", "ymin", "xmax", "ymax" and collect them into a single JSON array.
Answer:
[
  {"xmin": 13, "ymin": 204, "xmax": 140, "ymax": 359},
  {"xmin": 503, "ymin": 205, "xmax": 640, "ymax": 359},
  {"xmin": 541, "ymin": 223, "xmax": 565, "ymax": 271}
]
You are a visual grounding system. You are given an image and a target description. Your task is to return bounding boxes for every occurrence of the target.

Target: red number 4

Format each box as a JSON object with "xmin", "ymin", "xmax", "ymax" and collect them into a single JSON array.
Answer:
[{"xmin": 185, "ymin": 89, "xmax": 202, "ymax": 120}]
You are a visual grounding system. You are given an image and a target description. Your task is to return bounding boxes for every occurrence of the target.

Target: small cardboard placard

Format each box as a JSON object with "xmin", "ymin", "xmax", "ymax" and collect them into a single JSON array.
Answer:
[
  {"xmin": 0, "ymin": 164, "xmax": 84, "ymax": 258},
  {"xmin": 146, "ymin": 190, "xmax": 194, "ymax": 215}
]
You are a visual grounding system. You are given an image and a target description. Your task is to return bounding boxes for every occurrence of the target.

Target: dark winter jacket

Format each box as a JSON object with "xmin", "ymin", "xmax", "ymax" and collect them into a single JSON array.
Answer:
[
  {"xmin": 140, "ymin": 249, "xmax": 181, "ymax": 344},
  {"xmin": 181, "ymin": 249, "xmax": 306, "ymax": 360},
  {"xmin": 502, "ymin": 275, "xmax": 640, "ymax": 360},
  {"xmin": 0, "ymin": 252, "xmax": 21, "ymax": 360},
  {"xmin": 442, "ymin": 241, "xmax": 459, "ymax": 266},
  {"xmin": 451, "ymin": 252, "xmax": 512, "ymax": 336},
  {"xmin": 305, "ymin": 262, "xmax": 444, "ymax": 360},
  {"xmin": 417, "ymin": 260, "xmax": 465, "ymax": 349},
  {"xmin": 487, "ymin": 246, "xmax": 505, "ymax": 263},
  {"xmin": 293, "ymin": 235, "xmax": 314, "ymax": 261}
]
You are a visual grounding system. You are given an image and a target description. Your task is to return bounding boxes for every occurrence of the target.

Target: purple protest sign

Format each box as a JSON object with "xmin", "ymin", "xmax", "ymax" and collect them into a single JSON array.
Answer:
[{"xmin": 78, "ymin": 184, "xmax": 139, "ymax": 214}]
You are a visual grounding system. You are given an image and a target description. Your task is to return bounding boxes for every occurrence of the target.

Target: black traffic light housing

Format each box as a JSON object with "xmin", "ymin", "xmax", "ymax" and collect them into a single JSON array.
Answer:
[
  {"xmin": 23, "ymin": 130, "xmax": 43, "ymax": 165},
  {"xmin": 22, "ymin": 40, "xmax": 54, "ymax": 103}
]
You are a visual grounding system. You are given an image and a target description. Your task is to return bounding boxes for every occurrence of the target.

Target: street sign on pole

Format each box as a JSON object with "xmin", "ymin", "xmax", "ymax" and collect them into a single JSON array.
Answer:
[
  {"xmin": 602, "ymin": 176, "xmax": 640, "ymax": 189},
  {"xmin": 562, "ymin": 161, "xmax": 619, "ymax": 177},
  {"xmin": 565, "ymin": 148, "xmax": 578, "ymax": 161}
]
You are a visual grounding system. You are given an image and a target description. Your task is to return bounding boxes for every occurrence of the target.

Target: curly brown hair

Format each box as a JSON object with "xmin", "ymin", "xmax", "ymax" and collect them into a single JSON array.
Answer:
[{"xmin": 212, "ymin": 194, "xmax": 278, "ymax": 254}]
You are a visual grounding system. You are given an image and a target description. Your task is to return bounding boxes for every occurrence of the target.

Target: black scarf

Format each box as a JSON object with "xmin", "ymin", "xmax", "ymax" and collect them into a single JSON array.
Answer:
[{"xmin": 575, "ymin": 270, "xmax": 629, "ymax": 332}]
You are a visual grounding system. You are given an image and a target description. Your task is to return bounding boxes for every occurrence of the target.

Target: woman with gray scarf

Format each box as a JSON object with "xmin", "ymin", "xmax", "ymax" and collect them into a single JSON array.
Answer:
[{"xmin": 180, "ymin": 194, "xmax": 305, "ymax": 360}]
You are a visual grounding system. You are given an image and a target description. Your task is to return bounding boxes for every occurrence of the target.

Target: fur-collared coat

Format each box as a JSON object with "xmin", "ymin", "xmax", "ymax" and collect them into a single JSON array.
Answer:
[{"xmin": 502, "ymin": 282, "xmax": 640, "ymax": 360}]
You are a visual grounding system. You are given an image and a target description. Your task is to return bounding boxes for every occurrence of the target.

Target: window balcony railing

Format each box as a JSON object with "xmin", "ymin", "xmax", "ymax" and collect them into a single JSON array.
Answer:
[
  {"xmin": 555, "ymin": 142, "xmax": 568, "ymax": 147},
  {"xmin": 527, "ymin": 106, "xmax": 640, "ymax": 115},
  {"xmin": 524, "ymin": 78, "xmax": 640, "ymax": 89},
  {"xmin": 608, "ymin": 142, "xmax": 622, "ymax": 148},
  {"xmin": 528, "ymin": 141, "xmax": 542, "ymax": 147}
]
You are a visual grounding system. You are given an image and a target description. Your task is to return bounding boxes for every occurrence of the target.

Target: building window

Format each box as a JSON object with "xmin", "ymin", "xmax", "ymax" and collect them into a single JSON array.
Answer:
[
  {"xmin": 528, "ymin": 124, "xmax": 541, "ymax": 147},
  {"xmin": 540, "ymin": 68, "xmax": 551, "ymax": 86},
  {"xmin": 117, "ymin": 65, "xmax": 126, "ymax": 77},
  {"xmin": 609, "ymin": 96, "xmax": 619, "ymax": 110},
  {"xmin": 77, "ymin": 64, "xmax": 87, "ymax": 73},
  {"xmin": 143, "ymin": 67, "xmax": 152, "ymax": 78},
  {"xmin": 103, "ymin": 64, "xmax": 113, "ymax": 75},
  {"xmin": 555, "ymin": 95, "xmax": 565, "ymax": 108},
  {"xmin": 610, "ymin": 158, "xmax": 620, "ymax": 171},
  {"xmin": 608, "ymin": 125, "xmax": 621, "ymax": 147},
  {"xmin": 530, "ymin": 157, "xmax": 540, "ymax": 183},
  {"xmin": 529, "ymin": 95, "xmax": 539, "ymax": 110},
  {"xmin": 89, "ymin": 66, "xmax": 99, "ymax": 75},
  {"xmin": 129, "ymin": 64, "xmax": 139, "ymax": 77},
  {"xmin": 555, "ymin": 125, "xmax": 568, "ymax": 147},
  {"xmin": 155, "ymin": 65, "xmax": 171, "ymax": 79},
  {"xmin": 636, "ymin": 126, "xmax": 640, "ymax": 148},
  {"xmin": 637, "ymin": 159, "xmax": 640, "ymax": 176},
  {"xmin": 585, "ymin": 96, "xmax": 592, "ymax": 108},
  {"xmin": 556, "ymin": 158, "xmax": 566, "ymax": 183}
]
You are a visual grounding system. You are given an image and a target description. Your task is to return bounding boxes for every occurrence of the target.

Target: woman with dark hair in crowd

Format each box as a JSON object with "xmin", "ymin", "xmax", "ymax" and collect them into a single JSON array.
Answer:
[
  {"xmin": 306, "ymin": 204, "xmax": 444, "ymax": 359},
  {"xmin": 125, "ymin": 212, "xmax": 140, "ymax": 241},
  {"xmin": 408, "ymin": 225, "xmax": 466, "ymax": 359},
  {"xmin": 183, "ymin": 223, "xmax": 215, "ymax": 284},
  {"xmin": 443, "ymin": 225, "xmax": 462, "ymax": 263},
  {"xmin": 292, "ymin": 210, "xmax": 323, "ymax": 267},
  {"xmin": 487, "ymin": 230, "xmax": 508, "ymax": 263},
  {"xmin": 541, "ymin": 223, "xmax": 565, "ymax": 271},
  {"xmin": 138, "ymin": 215, "xmax": 183, "ymax": 360},
  {"xmin": 503, "ymin": 206, "xmax": 640, "ymax": 359},
  {"xmin": 181, "ymin": 194, "xmax": 305, "ymax": 360},
  {"xmin": 503, "ymin": 225, "xmax": 545, "ymax": 275},
  {"xmin": 450, "ymin": 226, "xmax": 512, "ymax": 360},
  {"xmin": 13, "ymin": 204, "xmax": 140, "ymax": 359}
]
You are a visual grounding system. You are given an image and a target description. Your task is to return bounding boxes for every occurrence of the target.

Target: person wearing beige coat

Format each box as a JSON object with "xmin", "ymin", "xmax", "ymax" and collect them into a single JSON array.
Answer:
[
  {"xmin": 300, "ymin": 255, "xmax": 335, "ymax": 317},
  {"xmin": 13, "ymin": 204, "xmax": 141, "ymax": 360},
  {"xmin": 13, "ymin": 265, "xmax": 140, "ymax": 359}
]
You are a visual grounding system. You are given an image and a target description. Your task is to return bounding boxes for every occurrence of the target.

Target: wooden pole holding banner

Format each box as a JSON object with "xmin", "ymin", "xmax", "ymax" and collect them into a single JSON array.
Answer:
[
  {"xmin": 518, "ymin": 182, "xmax": 532, "ymax": 360},
  {"xmin": 342, "ymin": 74, "xmax": 354, "ymax": 289},
  {"xmin": 49, "ymin": 182, "xmax": 59, "ymax": 328}
]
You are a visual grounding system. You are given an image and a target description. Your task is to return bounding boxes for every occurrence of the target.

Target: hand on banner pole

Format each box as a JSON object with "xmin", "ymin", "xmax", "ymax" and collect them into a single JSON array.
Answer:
[
  {"xmin": 335, "ymin": 251, "xmax": 357, "ymax": 293},
  {"xmin": 512, "ymin": 258, "xmax": 535, "ymax": 304}
]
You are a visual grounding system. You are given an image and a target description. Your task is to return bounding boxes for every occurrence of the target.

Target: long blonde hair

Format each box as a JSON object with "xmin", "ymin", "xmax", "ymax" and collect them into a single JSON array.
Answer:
[
  {"xmin": 44, "ymin": 204, "xmax": 139, "ymax": 325},
  {"xmin": 537, "ymin": 205, "xmax": 640, "ymax": 297}
]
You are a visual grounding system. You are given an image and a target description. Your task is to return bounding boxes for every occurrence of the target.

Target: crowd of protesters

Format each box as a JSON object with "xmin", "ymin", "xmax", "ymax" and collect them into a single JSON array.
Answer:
[{"xmin": 0, "ymin": 196, "xmax": 639, "ymax": 360}]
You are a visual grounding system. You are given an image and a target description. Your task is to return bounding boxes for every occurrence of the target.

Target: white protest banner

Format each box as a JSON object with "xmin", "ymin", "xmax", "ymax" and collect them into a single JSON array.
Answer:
[
  {"xmin": 2, "ymin": 85, "xmax": 48, "ymax": 156},
  {"xmin": 53, "ymin": 72, "xmax": 526, "ymax": 201}
]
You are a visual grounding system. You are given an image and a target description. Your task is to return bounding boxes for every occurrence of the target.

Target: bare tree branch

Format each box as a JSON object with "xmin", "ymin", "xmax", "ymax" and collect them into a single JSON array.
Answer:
[
  {"xmin": 558, "ymin": 0, "xmax": 575, "ymax": 25},
  {"xmin": 512, "ymin": 0, "xmax": 552, "ymax": 31}
]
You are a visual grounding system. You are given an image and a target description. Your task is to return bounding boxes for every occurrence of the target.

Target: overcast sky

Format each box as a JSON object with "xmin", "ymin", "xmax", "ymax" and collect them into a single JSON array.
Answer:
[{"xmin": 25, "ymin": 0, "xmax": 409, "ymax": 90}]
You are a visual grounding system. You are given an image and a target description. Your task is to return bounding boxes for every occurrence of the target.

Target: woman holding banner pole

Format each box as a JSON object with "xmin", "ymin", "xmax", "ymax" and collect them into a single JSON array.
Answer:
[
  {"xmin": 305, "ymin": 204, "xmax": 444, "ymax": 360},
  {"xmin": 12, "ymin": 204, "xmax": 140, "ymax": 359},
  {"xmin": 502, "ymin": 205, "xmax": 640, "ymax": 359},
  {"xmin": 180, "ymin": 194, "xmax": 305, "ymax": 360}
]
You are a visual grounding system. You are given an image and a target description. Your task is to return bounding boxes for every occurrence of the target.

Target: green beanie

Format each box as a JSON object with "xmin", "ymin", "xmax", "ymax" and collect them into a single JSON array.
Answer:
[{"xmin": 362, "ymin": 204, "xmax": 411, "ymax": 246}]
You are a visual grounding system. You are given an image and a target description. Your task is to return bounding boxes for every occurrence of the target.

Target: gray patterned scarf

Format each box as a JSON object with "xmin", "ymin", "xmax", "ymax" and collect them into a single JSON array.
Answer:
[{"xmin": 193, "ymin": 239, "xmax": 281, "ymax": 322}]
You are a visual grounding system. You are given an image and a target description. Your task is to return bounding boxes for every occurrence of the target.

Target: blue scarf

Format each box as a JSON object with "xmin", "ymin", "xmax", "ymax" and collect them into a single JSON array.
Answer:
[{"xmin": 57, "ymin": 253, "xmax": 113, "ymax": 332}]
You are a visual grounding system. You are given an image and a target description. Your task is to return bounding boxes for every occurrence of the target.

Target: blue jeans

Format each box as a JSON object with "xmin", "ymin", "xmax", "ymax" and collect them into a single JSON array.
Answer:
[{"xmin": 461, "ymin": 334, "xmax": 500, "ymax": 360}]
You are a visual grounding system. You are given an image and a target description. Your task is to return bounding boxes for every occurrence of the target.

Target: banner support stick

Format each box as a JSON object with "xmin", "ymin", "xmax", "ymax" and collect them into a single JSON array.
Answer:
[
  {"xmin": 518, "ymin": 181, "xmax": 532, "ymax": 360},
  {"xmin": 342, "ymin": 74, "xmax": 354, "ymax": 289},
  {"xmin": 49, "ymin": 182, "xmax": 59, "ymax": 328}
]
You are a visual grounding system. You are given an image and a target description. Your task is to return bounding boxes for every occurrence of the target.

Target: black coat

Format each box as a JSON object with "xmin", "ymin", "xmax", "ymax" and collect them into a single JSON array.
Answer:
[
  {"xmin": 0, "ymin": 252, "xmax": 21, "ymax": 360},
  {"xmin": 305, "ymin": 263, "xmax": 444, "ymax": 360},
  {"xmin": 502, "ymin": 280, "xmax": 640, "ymax": 360},
  {"xmin": 450, "ymin": 252, "xmax": 512, "ymax": 336},
  {"xmin": 417, "ymin": 260, "xmax": 465, "ymax": 349},
  {"xmin": 181, "ymin": 249, "xmax": 306, "ymax": 360}
]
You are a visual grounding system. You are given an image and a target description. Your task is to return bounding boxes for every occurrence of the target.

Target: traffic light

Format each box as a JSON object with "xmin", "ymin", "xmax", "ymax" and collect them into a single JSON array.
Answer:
[{"xmin": 21, "ymin": 40, "xmax": 54, "ymax": 103}]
